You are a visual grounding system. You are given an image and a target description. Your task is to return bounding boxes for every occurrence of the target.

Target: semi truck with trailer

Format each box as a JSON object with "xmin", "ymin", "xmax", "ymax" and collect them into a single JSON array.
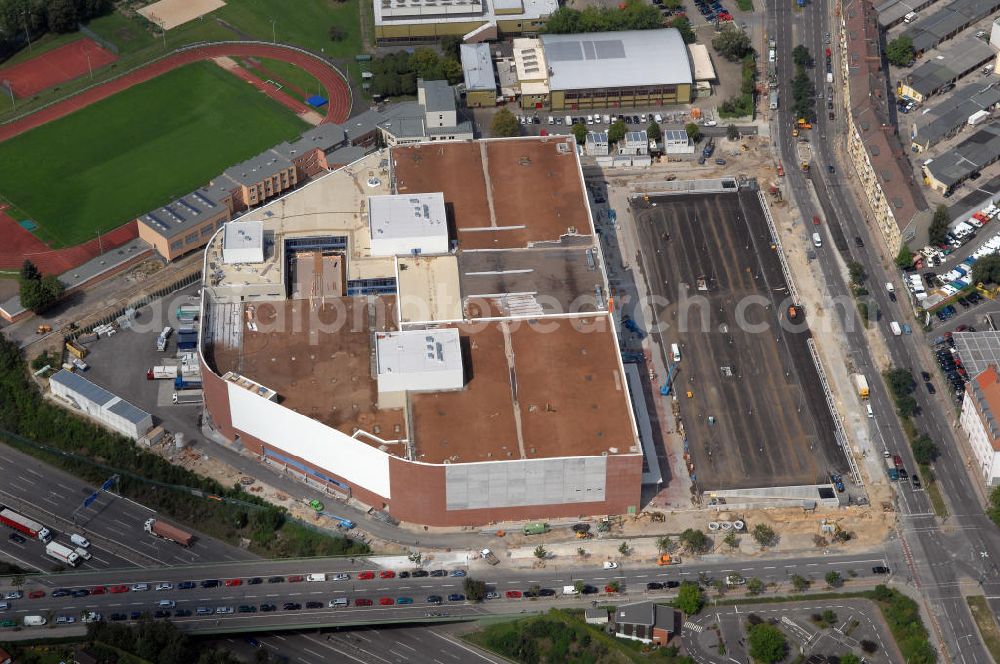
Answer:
[
  {"xmin": 45, "ymin": 541, "xmax": 81, "ymax": 567},
  {"xmin": 144, "ymin": 518, "xmax": 194, "ymax": 547},
  {"xmin": 852, "ymin": 374, "xmax": 870, "ymax": 399},
  {"xmin": 0, "ymin": 507, "xmax": 51, "ymax": 542},
  {"xmin": 172, "ymin": 390, "xmax": 203, "ymax": 404},
  {"xmin": 174, "ymin": 377, "xmax": 202, "ymax": 390},
  {"xmin": 146, "ymin": 366, "xmax": 178, "ymax": 380}
]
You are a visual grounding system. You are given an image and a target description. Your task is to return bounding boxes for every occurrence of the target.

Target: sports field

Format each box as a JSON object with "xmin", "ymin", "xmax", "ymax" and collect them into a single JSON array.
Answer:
[{"xmin": 0, "ymin": 61, "xmax": 306, "ymax": 248}]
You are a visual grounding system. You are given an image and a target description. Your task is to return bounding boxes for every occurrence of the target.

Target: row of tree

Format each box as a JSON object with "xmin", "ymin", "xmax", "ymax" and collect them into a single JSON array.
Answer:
[
  {"xmin": 0, "ymin": 0, "xmax": 112, "ymax": 58},
  {"xmin": 543, "ymin": 0, "xmax": 663, "ymax": 34},
  {"xmin": 790, "ymin": 44, "xmax": 816, "ymax": 122},
  {"xmin": 713, "ymin": 27, "xmax": 757, "ymax": 119},
  {"xmin": 18, "ymin": 259, "xmax": 63, "ymax": 313},
  {"xmin": 369, "ymin": 48, "xmax": 462, "ymax": 98}
]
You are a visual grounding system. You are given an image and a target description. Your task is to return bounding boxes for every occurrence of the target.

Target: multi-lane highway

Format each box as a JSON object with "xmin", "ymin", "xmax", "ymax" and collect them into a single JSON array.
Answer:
[
  {"xmin": 0, "ymin": 552, "xmax": 893, "ymax": 635},
  {"xmin": 0, "ymin": 443, "xmax": 255, "ymax": 571},
  {"xmin": 768, "ymin": 1, "xmax": 1000, "ymax": 661}
]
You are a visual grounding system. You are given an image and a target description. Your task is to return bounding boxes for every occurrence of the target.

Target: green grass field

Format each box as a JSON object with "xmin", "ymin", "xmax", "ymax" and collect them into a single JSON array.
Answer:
[{"xmin": 0, "ymin": 61, "xmax": 306, "ymax": 248}]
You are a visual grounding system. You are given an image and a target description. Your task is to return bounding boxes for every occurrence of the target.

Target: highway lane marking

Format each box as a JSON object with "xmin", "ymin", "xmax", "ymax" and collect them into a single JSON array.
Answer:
[
  {"xmin": 302, "ymin": 648, "xmax": 323, "ymax": 659},
  {"xmin": 16, "ymin": 476, "xmax": 37, "ymax": 486},
  {"xmin": 24, "ymin": 468, "xmax": 42, "ymax": 478},
  {"xmin": 396, "ymin": 642, "xmax": 417, "ymax": 652},
  {"xmin": 429, "ymin": 630, "xmax": 497, "ymax": 662}
]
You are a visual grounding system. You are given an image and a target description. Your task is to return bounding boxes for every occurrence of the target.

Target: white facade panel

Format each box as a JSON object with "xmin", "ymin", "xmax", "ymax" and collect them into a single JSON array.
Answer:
[
  {"xmin": 444, "ymin": 456, "xmax": 606, "ymax": 510},
  {"xmin": 227, "ymin": 381, "xmax": 392, "ymax": 498}
]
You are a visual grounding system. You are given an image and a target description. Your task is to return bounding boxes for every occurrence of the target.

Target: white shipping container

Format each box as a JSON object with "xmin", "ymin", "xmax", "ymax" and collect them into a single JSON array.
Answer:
[{"xmin": 969, "ymin": 110, "xmax": 990, "ymax": 126}]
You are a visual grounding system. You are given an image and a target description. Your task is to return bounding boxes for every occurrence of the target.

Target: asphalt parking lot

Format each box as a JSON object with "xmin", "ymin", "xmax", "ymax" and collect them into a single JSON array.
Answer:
[{"xmin": 631, "ymin": 190, "xmax": 845, "ymax": 491}]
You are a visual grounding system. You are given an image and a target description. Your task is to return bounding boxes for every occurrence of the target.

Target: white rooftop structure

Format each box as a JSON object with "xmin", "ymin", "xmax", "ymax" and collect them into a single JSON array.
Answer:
[
  {"xmin": 375, "ymin": 329, "xmax": 464, "ymax": 393},
  {"xmin": 222, "ymin": 220, "xmax": 264, "ymax": 264},
  {"xmin": 49, "ymin": 369, "xmax": 153, "ymax": 440},
  {"xmin": 687, "ymin": 43, "xmax": 717, "ymax": 82},
  {"xmin": 374, "ymin": 0, "xmax": 557, "ymax": 27},
  {"xmin": 541, "ymin": 29, "xmax": 693, "ymax": 91},
  {"xmin": 461, "ymin": 43, "xmax": 497, "ymax": 92},
  {"xmin": 368, "ymin": 192, "xmax": 449, "ymax": 257}
]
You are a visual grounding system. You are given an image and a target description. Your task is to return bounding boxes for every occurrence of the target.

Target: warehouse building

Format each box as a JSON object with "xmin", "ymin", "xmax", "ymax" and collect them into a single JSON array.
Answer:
[
  {"xmin": 49, "ymin": 370, "xmax": 152, "ymax": 440},
  {"xmin": 374, "ymin": 0, "xmax": 556, "ymax": 44},
  {"xmin": 875, "ymin": 0, "xmax": 939, "ymax": 30},
  {"xmin": 197, "ymin": 137, "xmax": 646, "ymax": 526},
  {"xmin": 515, "ymin": 29, "xmax": 692, "ymax": 110},
  {"xmin": 911, "ymin": 80, "xmax": 1000, "ymax": 152},
  {"xmin": 897, "ymin": 40, "xmax": 995, "ymax": 102},
  {"xmin": 461, "ymin": 43, "xmax": 498, "ymax": 107},
  {"xmin": 922, "ymin": 123, "xmax": 1000, "ymax": 194},
  {"xmin": 960, "ymin": 364, "xmax": 1000, "ymax": 486},
  {"xmin": 897, "ymin": 0, "xmax": 1000, "ymax": 57}
]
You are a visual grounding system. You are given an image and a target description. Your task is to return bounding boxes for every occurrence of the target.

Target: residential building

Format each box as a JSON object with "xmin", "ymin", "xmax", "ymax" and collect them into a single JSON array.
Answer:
[
  {"xmin": 619, "ymin": 131, "xmax": 649, "ymax": 156},
  {"xmin": 214, "ymin": 150, "xmax": 299, "ymax": 212},
  {"xmin": 585, "ymin": 131, "xmax": 610, "ymax": 157},
  {"xmin": 664, "ymin": 129, "xmax": 695, "ymax": 154},
  {"xmin": 514, "ymin": 29, "xmax": 693, "ymax": 110},
  {"xmin": 613, "ymin": 602, "xmax": 678, "ymax": 645},
  {"xmin": 461, "ymin": 43, "xmax": 498, "ymax": 107},
  {"xmin": 585, "ymin": 608, "xmax": 609, "ymax": 625},
  {"xmin": 842, "ymin": 0, "xmax": 930, "ymax": 250},
  {"xmin": 922, "ymin": 123, "xmax": 1000, "ymax": 194},
  {"xmin": 136, "ymin": 188, "xmax": 231, "ymax": 261},
  {"xmin": 49, "ymin": 369, "xmax": 153, "ymax": 440},
  {"xmin": 960, "ymin": 364, "xmax": 1000, "ymax": 486},
  {"xmin": 373, "ymin": 0, "xmax": 556, "ymax": 45},
  {"xmin": 910, "ymin": 80, "xmax": 1000, "ymax": 152},
  {"xmin": 897, "ymin": 40, "xmax": 995, "ymax": 102},
  {"xmin": 370, "ymin": 79, "xmax": 474, "ymax": 145},
  {"xmin": 897, "ymin": 0, "xmax": 1000, "ymax": 57}
]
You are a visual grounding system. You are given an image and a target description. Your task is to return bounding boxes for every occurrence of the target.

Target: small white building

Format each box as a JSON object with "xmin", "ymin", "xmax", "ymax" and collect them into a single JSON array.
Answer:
[
  {"xmin": 960, "ymin": 365, "xmax": 1000, "ymax": 486},
  {"xmin": 375, "ymin": 329, "xmax": 464, "ymax": 393},
  {"xmin": 586, "ymin": 131, "xmax": 610, "ymax": 156},
  {"xmin": 222, "ymin": 220, "xmax": 264, "ymax": 264},
  {"xmin": 49, "ymin": 370, "xmax": 153, "ymax": 440},
  {"xmin": 368, "ymin": 192, "xmax": 449, "ymax": 257},
  {"xmin": 619, "ymin": 131, "xmax": 649, "ymax": 156},
  {"xmin": 663, "ymin": 129, "xmax": 695, "ymax": 154}
]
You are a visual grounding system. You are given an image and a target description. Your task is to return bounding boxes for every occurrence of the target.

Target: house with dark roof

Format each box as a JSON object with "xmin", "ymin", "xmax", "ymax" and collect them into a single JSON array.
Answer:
[
  {"xmin": 613, "ymin": 601, "xmax": 678, "ymax": 645},
  {"xmin": 923, "ymin": 124, "xmax": 1000, "ymax": 195}
]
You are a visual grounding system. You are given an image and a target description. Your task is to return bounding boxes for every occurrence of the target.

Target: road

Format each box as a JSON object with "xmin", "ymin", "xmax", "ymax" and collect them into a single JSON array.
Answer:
[
  {"xmin": 0, "ymin": 552, "xmax": 892, "ymax": 635},
  {"xmin": 0, "ymin": 443, "xmax": 256, "ymax": 572},
  {"xmin": 768, "ymin": 0, "xmax": 1000, "ymax": 661}
]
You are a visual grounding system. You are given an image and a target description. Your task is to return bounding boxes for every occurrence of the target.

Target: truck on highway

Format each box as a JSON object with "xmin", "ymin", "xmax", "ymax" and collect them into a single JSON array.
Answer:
[
  {"xmin": 885, "ymin": 458, "xmax": 899, "ymax": 481},
  {"xmin": 146, "ymin": 366, "xmax": 177, "ymax": 380},
  {"xmin": 0, "ymin": 507, "xmax": 51, "ymax": 542},
  {"xmin": 481, "ymin": 548, "xmax": 500, "ymax": 565},
  {"xmin": 45, "ymin": 541, "xmax": 81, "ymax": 567},
  {"xmin": 796, "ymin": 140, "xmax": 812, "ymax": 172},
  {"xmin": 144, "ymin": 518, "xmax": 194, "ymax": 547},
  {"xmin": 523, "ymin": 522, "xmax": 549, "ymax": 535},
  {"xmin": 769, "ymin": 91, "xmax": 779, "ymax": 110},
  {"xmin": 174, "ymin": 376, "xmax": 202, "ymax": 390},
  {"xmin": 853, "ymin": 374, "xmax": 870, "ymax": 399},
  {"xmin": 890, "ymin": 321, "xmax": 902, "ymax": 336},
  {"xmin": 172, "ymin": 390, "xmax": 203, "ymax": 405}
]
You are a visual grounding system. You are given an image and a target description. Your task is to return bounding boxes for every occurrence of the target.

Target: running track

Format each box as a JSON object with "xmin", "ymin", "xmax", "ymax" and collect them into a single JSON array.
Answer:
[{"xmin": 0, "ymin": 43, "xmax": 350, "ymax": 143}]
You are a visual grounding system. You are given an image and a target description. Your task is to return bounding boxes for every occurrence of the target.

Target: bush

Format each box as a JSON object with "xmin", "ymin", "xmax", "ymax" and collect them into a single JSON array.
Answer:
[
  {"xmin": 886, "ymin": 35, "xmax": 915, "ymax": 67},
  {"xmin": 491, "ymin": 108, "xmax": 520, "ymax": 137},
  {"xmin": 673, "ymin": 581, "xmax": 704, "ymax": 615},
  {"xmin": 713, "ymin": 25, "xmax": 754, "ymax": 62},
  {"xmin": 884, "ymin": 367, "xmax": 918, "ymax": 417},
  {"xmin": 747, "ymin": 622, "xmax": 787, "ymax": 663},
  {"xmin": 867, "ymin": 585, "xmax": 936, "ymax": 663},
  {"xmin": 679, "ymin": 528, "xmax": 709, "ymax": 553},
  {"xmin": 752, "ymin": 523, "xmax": 777, "ymax": 547},
  {"xmin": 464, "ymin": 577, "xmax": 487, "ymax": 601}
]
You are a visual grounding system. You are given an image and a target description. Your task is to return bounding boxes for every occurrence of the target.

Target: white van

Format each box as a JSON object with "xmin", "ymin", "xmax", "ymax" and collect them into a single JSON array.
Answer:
[
  {"xmin": 74, "ymin": 547, "xmax": 92, "ymax": 561},
  {"xmin": 563, "ymin": 585, "xmax": 580, "ymax": 595},
  {"xmin": 671, "ymin": 343, "xmax": 681, "ymax": 362},
  {"xmin": 329, "ymin": 597, "xmax": 349, "ymax": 608},
  {"xmin": 866, "ymin": 404, "xmax": 874, "ymax": 418},
  {"xmin": 565, "ymin": 115, "xmax": 573, "ymax": 126},
  {"xmin": 70, "ymin": 533, "xmax": 90, "ymax": 548},
  {"xmin": 158, "ymin": 599, "xmax": 176, "ymax": 608},
  {"xmin": 812, "ymin": 232, "xmax": 823, "ymax": 248},
  {"xmin": 306, "ymin": 573, "xmax": 327, "ymax": 582},
  {"xmin": 903, "ymin": 11, "xmax": 917, "ymax": 23},
  {"xmin": 23, "ymin": 615, "xmax": 46, "ymax": 626}
]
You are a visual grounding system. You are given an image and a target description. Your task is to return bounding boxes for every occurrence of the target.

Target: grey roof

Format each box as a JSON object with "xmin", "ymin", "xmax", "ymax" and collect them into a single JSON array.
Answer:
[
  {"xmin": 222, "ymin": 150, "xmax": 294, "ymax": 187},
  {"xmin": 616, "ymin": 601, "xmax": 655, "ymax": 626},
  {"xmin": 420, "ymin": 79, "xmax": 456, "ymax": 114},
  {"xmin": 585, "ymin": 608, "xmax": 608, "ymax": 620},
  {"xmin": 664, "ymin": 129, "xmax": 689, "ymax": 142},
  {"xmin": 924, "ymin": 123, "xmax": 1000, "ymax": 188},
  {"xmin": 624, "ymin": 130, "xmax": 648, "ymax": 144},
  {"xmin": 902, "ymin": 40, "xmax": 995, "ymax": 98},
  {"xmin": 914, "ymin": 81, "xmax": 1000, "ymax": 149},
  {"xmin": 955, "ymin": 331, "xmax": 1000, "ymax": 377},
  {"xmin": 60, "ymin": 238, "xmax": 151, "ymax": 291},
  {"xmin": 371, "ymin": 99, "xmax": 472, "ymax": 141},
  {"xmin": 541, "ymin": 29, "xmax": 693, "ymax": 92},
  {"xmin": 460, "ymin": 43, "xmax": 497, "ymax": 92},
  {"xmin": 50, "ymin": 370, "xmax": 151, "ymax": 425},
  {"xmin": 587, "ymin": 131, "xmax": 608, "ymax": 142},
  {"xmin": 275, "ymin": 124, "xmax": 347, "ymax": 160},
  {"xmin": 875, "ymin": 0, "xmax": 934, "ymax": 29},
  {"xmin": 899, "ymin": 0, "xmax": 1000, "ymax": 54},
  {"xmin": 138, "ymin": 188, "xmax": 225, "ymax": 239}
]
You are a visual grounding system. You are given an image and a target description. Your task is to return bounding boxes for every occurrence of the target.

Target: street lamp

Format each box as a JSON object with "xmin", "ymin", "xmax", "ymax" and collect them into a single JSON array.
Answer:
[
  {"xmin": 270, "ymin": 18, "xmax": 276, "ymax": 44},
  {"xmin": 22, "ymin": 11, "xmax": 31, "ymax": 53}
]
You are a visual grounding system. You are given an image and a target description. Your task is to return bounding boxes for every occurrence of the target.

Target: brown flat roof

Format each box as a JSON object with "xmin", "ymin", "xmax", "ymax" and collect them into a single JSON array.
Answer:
[
  {"xmin": 391, "ymin": 138, "xmax": 592, "ymax": 250},
  {"xmin": 410, "ymin": 313, "xmax": 635, "ymax": 464}
]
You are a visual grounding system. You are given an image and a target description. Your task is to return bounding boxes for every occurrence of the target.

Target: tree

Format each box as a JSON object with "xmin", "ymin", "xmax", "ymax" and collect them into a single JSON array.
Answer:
[
  {"xmin": 895, "ymin": 244, "xmax": 914, "ymax": 269},
  {"xmin": 841, "ymin": 655, "xmax": 862, "ymax": 664},
  {"xmin": 723, "ymin": 531, "xmax": 739, "ymax": 550},
  {"xmin": 491, "ymin": 108, "xmax": 521, "ymax": 137},
  {"xmin": 679, "ymin": 528, "xmax": 708, "ymax": 554},
  {"xmin": 792, "ymin": 44, "xmax": 813, "ymax": 68},
  {"xmin": 973, "ymin": 254, "xmax": 1000, "ymax": 286},
  {"xmin": 533, "ymin": 544, "xmax": 547, "ymax": 560},
  {"xmin": 790, "ymin": 574, "xmax": 810, "ymax": 591},
  {"xmin": 912, "ymin": 434, "xmax": 939, "ymax": 465},
  {"xmin": 573, "ymin": 579, "xmax": 586, "ymax": 594},
  {"xmin": 45, "ymin": 0, "xmax": 77, "ymax": 33},
  {"xmin": 18, "ymin": 259, "xmax": 63, "ymax": 313},
  {"xmin": 848, "ymin": 260, "xmax": 867, "ymax": 286},
  {"xmin": 886, "ymin": 35, "xmax": 914, "ymax": 67},
  {"xmin": 685, "ymin": 122, "xmax": 702, "ymax": 143},
  {"xmin": 463, "ymin": 577, "xmax": 487, "ymax": 601},
  {"xmin": 712, "ymin": 25, "xmax": 754, "ymax": 62},
  {"xmin": 608, "ymin": 120, "xmax": 627, "ymax": 144},
  {"xmin": 825, "ymin": 571, "xmax": 843, "ymax": 588},
  {"xmin": 747, "ymin": 577, "xmax": 764, "ymax": 595},
  {"xmin": 751, "ymin": 523, "xmax": 777, "ymax": 548},
  {"xmin": 656, "ymin": 536, "xmax": 675, "ymax": 553},
  {"xmin": 646, "ymin": 121, "xmax": 662, "ymax": 142},
  {"xmin": 670, "ymin": 17, "xmax": 695, "ymax": 44},
  {"xmin": 726, "ymin": 124, "xmax": 740, "ymax": 141},
  {"xmin": 673, "ymin": 581, "xmax": 704, "ymax": 615},
  {"xmin": 607, "ymin": 580, "xmax": 620, "ymax": 593},
  {"xmin": 577, "ymin": 547, "xmax": 587, "ymax": 557},
  {"xmin": 440, "ymin": 35, "xmax": 462, "ymax": 60},
  {"xmin": 884, "ymin": 367, "xmax": 918, "ymax": 417},
  {"xmin": 929, "ymin": 204, "xmax": 950, "ymax": 245},
  {"xmin": 328, "ymin": 25, "xmax": 346, "ymax": 41},
  {"xmin": 747, "ymin": 622, "xmax": 787, "ymax": 663},
  {"xmin": 408, "ymin": 551, "xmax": 422, "ymax": 565},
  {"xmin": 571, "ymin": 122, "xmax": 588, "ymax": 146},
  {"xmin": 860, "ymin": 639, "xmax": 878, "ymax": 653},
  {"xmin": 19, "ymin": 259, "xmax": 39, "ymax": 282},
  {"xmin": 618, "ymin": 541, "xmax": 631, "ymax": 557}
]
